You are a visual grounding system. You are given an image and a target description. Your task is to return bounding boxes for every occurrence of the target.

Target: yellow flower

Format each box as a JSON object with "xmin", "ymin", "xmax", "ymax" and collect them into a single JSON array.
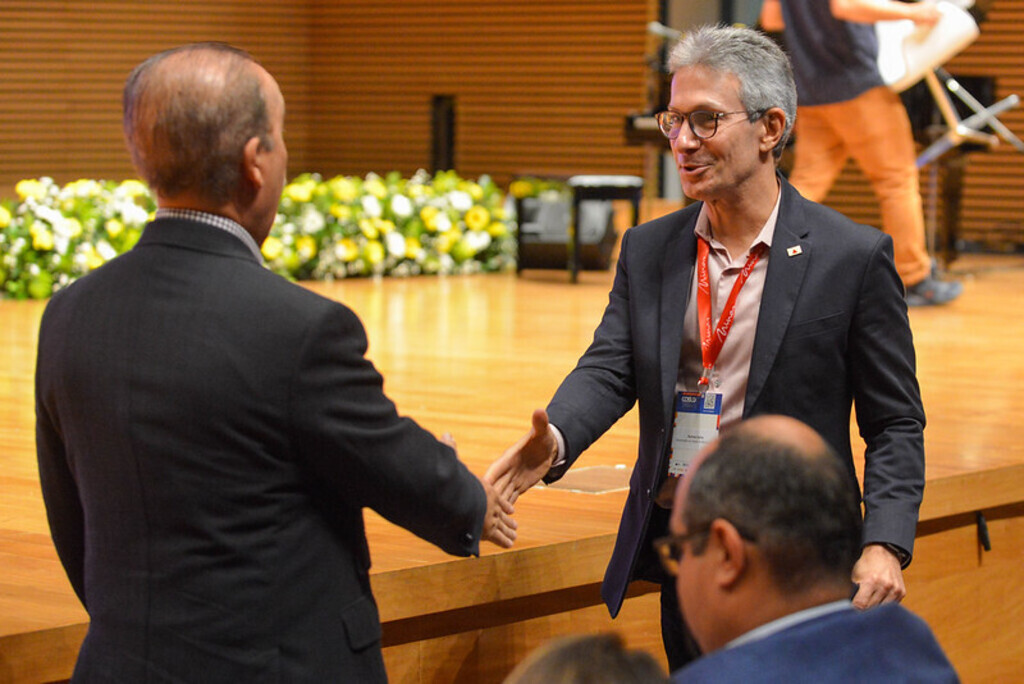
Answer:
[
  {"xmin": 329, "ymin": 177, "xmax": 359, "ymax": 203},
  {"xmin": 338, "ymin": 238, "xmax": 359, "ymax": 262},
  {"xmin": 377, "ymin": 219, "xmax": 395, "ymax": 234},
  {"xmin": 459, "ymin": 180, "xmax": 484, "ymax": 200},
  {"xmin": 435, "ymin": 229, "xmax": 461, "ymax": 255},
  {"xmin": 464, "ymin": 206, "xmax": 490, "ymax": 232},
  {"xmin": 284, "ymin": 179, "xmax": 316, "ymax": 203},
  {"xmin": 105, "ymin": 218, "xmax": 125, "ymax": 238},
  {"xmin": 0, "ymin": 206, "xmax": 11, "ymax": 228},
  {"xmin": 359, "ymin": 218, "xmax": 378, "ymax": 239},
  {"xmin": 119, "ymin": 179, "xmax": 150, "ymax": 198},
  {"xmin": 329, "ymin": 203, "xmax": 352, "ymax": 220},
  {"xmin": 405, "ymin": 236, "xmax": 422, "ymax": 259},
  {"xmin": 83, "ymin": 244, "xmax": 105, "ymax": 270},
  {"xmin": 261, "ymin": 236, "xmax": 284, "ymax": 260},
  {"xmin": 486, "ymin": 221, "xmax": 509, "ymax": 237},
  {"xmin": 420, "ymin": 205, "xmax": 440, "ymax": 232},
  {"xmin": 363, "ymin": 177, "xmax": 387, "ymax": 199},
  {"xmin": 30, "ymin": 225, "xmax": 55, "ymax": 251},
  {"xmin": 363, "ymin": 239, "xmax": 385, "ymax": 265},
  {"xmin": 16, "ymin": 179, "xmax": 47, "ymax": 201},
  {"xmin": 509, "ymin": 180, "xmax": 534, "ymax": 199},
  {"xmin": 296, "ymin": 235, "xmax": 317, "ymax": 261},
  {"xmin": 66, "ymin": 217, "xmax": 83, "ymax": 239}
]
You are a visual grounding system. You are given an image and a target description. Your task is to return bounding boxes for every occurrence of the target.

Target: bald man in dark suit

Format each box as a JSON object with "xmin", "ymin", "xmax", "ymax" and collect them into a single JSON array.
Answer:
[{"xmin": 36, "ymin": 43, "xmax": 514, "ymax": 682}]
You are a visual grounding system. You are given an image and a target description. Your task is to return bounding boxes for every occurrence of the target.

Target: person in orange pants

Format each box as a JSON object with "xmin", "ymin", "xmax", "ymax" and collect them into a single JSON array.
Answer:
[{"xmin": 761, "ymin": 0, "xmax": 963, "ymax": 305}]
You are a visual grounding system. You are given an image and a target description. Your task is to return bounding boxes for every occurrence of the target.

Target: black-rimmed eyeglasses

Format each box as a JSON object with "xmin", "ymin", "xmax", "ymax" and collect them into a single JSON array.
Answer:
[
  {"xmin": 652, "ymin": 529, "xmax": 709, "ymax": 576},
  {"xmin": 654, "ymin": 109, "xmax": 763, "ymax": 141},
  {"xmin": 653, "ymin": 522, "xmax": 757, "ymax": 576}
]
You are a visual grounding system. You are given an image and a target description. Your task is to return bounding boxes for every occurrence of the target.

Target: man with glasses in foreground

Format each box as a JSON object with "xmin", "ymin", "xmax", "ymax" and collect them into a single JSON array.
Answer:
[
  {"xmin": 488, "ymin": 24, "xmax": 925, "ymax": 669},
  {"xmin": 664, "ymin": 415, "xmax": 956, "ymax": 681}
]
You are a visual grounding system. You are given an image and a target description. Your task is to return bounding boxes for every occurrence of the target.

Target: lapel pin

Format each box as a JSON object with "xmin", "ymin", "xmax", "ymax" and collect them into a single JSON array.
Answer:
[{"xmin": 786, "ymin": 245, "xmax": 803, "ymax": 257}]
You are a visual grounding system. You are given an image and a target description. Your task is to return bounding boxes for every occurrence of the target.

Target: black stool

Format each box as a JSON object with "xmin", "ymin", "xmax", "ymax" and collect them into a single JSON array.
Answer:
[{"xmin": 567, "ymin": 175, "xmax": 644, "ymax": 283}]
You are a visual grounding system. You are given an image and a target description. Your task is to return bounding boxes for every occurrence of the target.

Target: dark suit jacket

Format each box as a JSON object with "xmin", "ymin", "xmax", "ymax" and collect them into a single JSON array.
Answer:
[
  {"xmin": 673, "ymin": 603, "xmax": 959, "ymax": 682},
  {"xmin": 545, "ymin": 179, "xmax": 925, "ymax": 617},
  {"xmin": 36, "ymin": 218, "xmax": 486, "ymax": 682}
]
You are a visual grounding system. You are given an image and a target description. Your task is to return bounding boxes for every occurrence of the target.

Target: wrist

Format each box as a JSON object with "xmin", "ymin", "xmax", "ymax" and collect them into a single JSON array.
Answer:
[{"xmin": 871, "ymin": 542, "xmax": 911, "ymax": 568}]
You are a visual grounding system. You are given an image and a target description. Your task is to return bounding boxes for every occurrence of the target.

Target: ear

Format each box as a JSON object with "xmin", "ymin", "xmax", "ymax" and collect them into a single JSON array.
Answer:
[
  {"xmin": 708, "ymin": 518, "xmax": 749, "ymax": 589},
  {"xmin": 758, "ymin": 107, "xmax": 787, "ymax": 156},
  {"xmin": 241, "ymin": 135, "xmax": 265, "ymax": 190}
]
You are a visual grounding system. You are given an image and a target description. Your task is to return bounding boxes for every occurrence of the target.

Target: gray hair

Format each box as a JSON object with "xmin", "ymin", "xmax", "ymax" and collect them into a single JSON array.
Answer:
[
  {"xmin": 682, "ymin": 423, "xmax": 862, "ymax": 594},
  {"xmin": 123, "ymin": 42, "xmax": 271, "ymax": 205},
  {"xmin": 668, "ymin": 25, "xmax": 796, "ymax": 158}
]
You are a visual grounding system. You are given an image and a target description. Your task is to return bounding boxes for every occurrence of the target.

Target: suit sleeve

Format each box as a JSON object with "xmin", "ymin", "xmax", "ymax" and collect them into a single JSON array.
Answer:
[
  {"xmin": 289, "ymin": 303, "xmax": 486, "ymax": 557},
  {"xmin": 545, "ymin": 228, "xmax": 640, "ymax": 481},
  {"xmin": 849, "ymin": 235, "xmax": 925, "ymax": 559},
  {"xmin": 35, "ymin": 304, "xmax": 88, "ymax": 607}
]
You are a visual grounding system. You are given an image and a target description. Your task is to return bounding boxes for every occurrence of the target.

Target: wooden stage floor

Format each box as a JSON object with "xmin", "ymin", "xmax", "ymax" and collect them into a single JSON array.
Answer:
[{"xmin": 3, "ymin": 252, "xmax": 1024, "ymax": 681}]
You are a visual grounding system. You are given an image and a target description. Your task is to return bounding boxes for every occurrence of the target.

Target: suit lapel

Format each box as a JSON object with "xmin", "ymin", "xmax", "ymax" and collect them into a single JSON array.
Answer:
[
  {"xmin": 744, "ymin": 184, "xmax": 811, "ymax": 414},
  {"xmin": 659, "ymin": 213, "xmax": 698, "ymax": 418}
]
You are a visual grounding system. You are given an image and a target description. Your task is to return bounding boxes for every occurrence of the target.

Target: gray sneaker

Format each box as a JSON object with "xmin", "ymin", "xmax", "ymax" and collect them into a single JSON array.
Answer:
[{"xmin": 905, "ymin": 275, "xmax": 963, "ymax": 306}]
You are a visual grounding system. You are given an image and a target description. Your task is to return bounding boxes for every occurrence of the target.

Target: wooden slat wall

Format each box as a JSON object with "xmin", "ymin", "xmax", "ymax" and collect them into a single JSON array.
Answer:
[
  {"xmin": 0, "ymin": 1, "xmax": 313, "ymax": 195},
  {"xmin": 1, "ymin": 1, "xmax": 1017, "ymax": 245},
  {"xmin": 308, "ymin": 0, "xmax": 654, "ymax": 184},
  {"xmin": 822, "ymin": 0, "xmax": 1024, "ymax": 249}
]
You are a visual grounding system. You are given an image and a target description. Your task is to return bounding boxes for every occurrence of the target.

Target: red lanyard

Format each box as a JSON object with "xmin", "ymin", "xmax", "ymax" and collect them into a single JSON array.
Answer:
[{"xmin": 696, "ymin": 237, "xmax": 766, "ymax": 390}]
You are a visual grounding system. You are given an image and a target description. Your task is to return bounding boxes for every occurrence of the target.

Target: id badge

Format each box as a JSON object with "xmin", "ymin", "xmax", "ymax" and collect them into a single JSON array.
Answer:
[{"xmin": 668, "ymin": 391, "xmax": 722, "ymax": 477}]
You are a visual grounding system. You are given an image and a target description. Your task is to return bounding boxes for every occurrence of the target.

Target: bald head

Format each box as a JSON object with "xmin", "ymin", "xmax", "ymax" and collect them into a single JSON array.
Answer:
[
  {"xmin": 672, "ymin": 414, "xmax": 862, "ymax": 594},
  {"xmin": 734, "ymin": 414, "xmax": 831, "ymax": 454},
  {"xmin": 123, "ymin": 43, "xmax": 273, "ymax": 206}
]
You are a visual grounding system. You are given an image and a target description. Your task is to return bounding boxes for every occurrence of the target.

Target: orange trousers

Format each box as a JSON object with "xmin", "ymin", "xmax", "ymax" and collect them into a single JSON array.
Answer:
[{"xmin": 789, "ymin": 85, "xmax": 932, "ymax": 287}]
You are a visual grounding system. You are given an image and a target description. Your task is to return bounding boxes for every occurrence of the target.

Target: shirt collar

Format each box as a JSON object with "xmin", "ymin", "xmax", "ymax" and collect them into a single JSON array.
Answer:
[
  {"xmin": 694, "ymin": 189, "xmax": 782, "ymax": 258},
  {"xmin": 725, "ymin": 599, "xmax": 853, "ymax": 650},
  {"xmin": 155, "ymin": 208, "xmax": 263, "ymax": 262}
]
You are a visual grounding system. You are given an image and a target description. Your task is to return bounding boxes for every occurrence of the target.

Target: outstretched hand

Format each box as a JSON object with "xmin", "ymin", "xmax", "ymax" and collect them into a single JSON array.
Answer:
[
  {"xmin": 442, "ymin": 432, "xmax": 518, "ymax": 549},
  {"xmin": 484, "ymin": 409, "xmax": 558, "ymax": 506},
  {"xmin": 477, "ymin": 475, "xmax": 517, "ymax": 548}
]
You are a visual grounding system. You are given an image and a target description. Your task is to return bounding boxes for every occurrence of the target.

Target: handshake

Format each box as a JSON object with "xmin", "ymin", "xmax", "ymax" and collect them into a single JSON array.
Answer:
[{"xmin": 465, "ymin": 409, "xmax": 559, "ymax": 549}]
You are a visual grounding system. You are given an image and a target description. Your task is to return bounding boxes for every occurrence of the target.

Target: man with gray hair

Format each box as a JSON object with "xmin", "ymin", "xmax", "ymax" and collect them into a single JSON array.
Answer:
[
  {"xmin": 488, "ymin": 24, "xmax": 924, "ymax": 669},
  {"xmin": 664, "ymin": 415, "xmax": 956, "ymax": 681},
  {"xmin": 36, "ymin": 42, "xmax": 515, "ymax": 682}
]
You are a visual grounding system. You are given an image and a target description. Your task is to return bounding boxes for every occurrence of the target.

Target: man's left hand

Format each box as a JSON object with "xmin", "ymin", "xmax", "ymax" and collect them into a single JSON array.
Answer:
[{"xmin": 851, "ymin": 543, "xmax": 905, "ymax": 609}]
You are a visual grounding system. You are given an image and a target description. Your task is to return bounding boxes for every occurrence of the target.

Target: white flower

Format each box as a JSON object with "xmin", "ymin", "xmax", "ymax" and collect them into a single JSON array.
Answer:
[
  {"xmin": 464, "ymin": 230, "xmax": 492, "ymax": 253},
  {"xmin": 96, "ymin": 240, "xmax": 117, "ymax": 261},
  {"xmin": 361, "ymin": 194, "xmax": 382, "ymax": 218},
  {"xmin": 384, "ymin": 231, "xmax": 406, "ymax": 258},
  {"xmin": 447, "ymin": 190, "xmax": 473, "ymax": 212},
  {"xmin": 433, "ymin": 213, "xmax": 452, "ymax": 232},
  {"xmin": 390, "ymin": 194, "xmax": 413, "ymax": 218},
  {"xmin": 297, "ymin": 205, "xmax": 326, "ymax": 234},
  {"xmin": 120, "ymin": 202, "xmax": 150, "ymax": 227}
]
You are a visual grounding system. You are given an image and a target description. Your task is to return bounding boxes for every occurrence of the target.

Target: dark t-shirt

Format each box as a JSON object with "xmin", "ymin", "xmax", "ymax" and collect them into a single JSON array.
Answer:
[{"xmin": 779, "ymin": 0, "xmax": 884, "ymax": 106}]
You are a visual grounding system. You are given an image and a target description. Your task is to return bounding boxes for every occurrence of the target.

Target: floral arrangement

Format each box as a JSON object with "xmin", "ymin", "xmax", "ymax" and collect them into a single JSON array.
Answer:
[
  {"xmin": 0, "ymin": 170, "xmax": 517, "ymax": 300},
  {"xmin": 265, "ymin": 169, "xmax": 515, "ymax": 281},
  {"xmin": 507, "ymin": 176, "xmax": 571, "ymax": 202},
  {"xmin": 0, "ymin": 177, "xmax": 152, "ymax": 299}
]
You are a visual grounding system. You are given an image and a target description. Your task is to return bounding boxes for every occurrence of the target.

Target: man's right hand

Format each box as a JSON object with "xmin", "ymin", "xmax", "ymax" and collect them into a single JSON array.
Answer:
[
  {"xmin": 484, "ymin": 409, "xmax": 558, "ymax": 506},
  {"xmin": 478, "ymin": 476, "xmax": 517, "ymax": 548}
]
